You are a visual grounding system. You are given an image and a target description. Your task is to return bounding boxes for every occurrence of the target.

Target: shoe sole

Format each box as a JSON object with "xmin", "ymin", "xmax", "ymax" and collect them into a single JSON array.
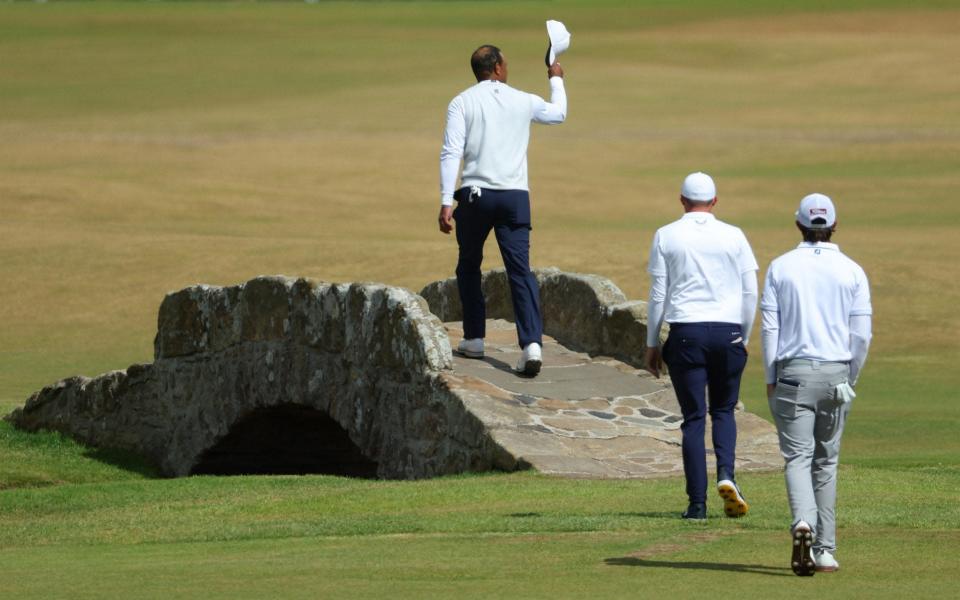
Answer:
[
  {"xmin": 518, "ymin": 359, "xmax": 542, "ymax": 377},
  {"xmin": 456, "ymin": 350, "xmax": 484, "ymax": 359},
  {"xmin": 815, "ymin": 563, "xmax": 839, "ymax": 573},
  {"xmin": 717, "ymin": 481, "xmax": 749, "ymax": 518},
  {"xmin": 792, "ymin": 527, "xmax": 816, "ymax": 577}
]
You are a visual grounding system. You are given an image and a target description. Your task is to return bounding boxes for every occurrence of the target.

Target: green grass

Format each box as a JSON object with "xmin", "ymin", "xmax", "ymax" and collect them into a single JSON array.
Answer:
[
  {"xmin": 3, "ymin": 467, "xmax": 958, "ymax": 546},
  {"xmin": 0, "ymin": 423, "xmax": 158, "ymax": 490},
  {"xmin": 1, "ymin": 469, "xmax": 958, "ymax": 598},
  {"xmin": 1, "ymin": 1, "xmax": 959, "ymax": 597},
  {"xmin": 4, "ymin": 530, "xmax": 959, "ymax": 599}
]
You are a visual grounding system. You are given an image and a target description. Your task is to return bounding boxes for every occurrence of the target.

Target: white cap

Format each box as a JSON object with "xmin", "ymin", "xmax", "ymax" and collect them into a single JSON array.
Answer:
[
  {"xmin": 545, "ymin": 20, "xmax": 571, "ymax": 66},
  {"xmin": 681, "ymin": 172, "xmax": 716, "ymax": 202},
  {"xmin": 796, "ymin": 193, "xmax": 836, "ymax": 229}
]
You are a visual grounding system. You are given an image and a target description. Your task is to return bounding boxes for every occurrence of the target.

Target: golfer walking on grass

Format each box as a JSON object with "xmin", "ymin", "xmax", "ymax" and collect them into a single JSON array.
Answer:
[
  {"xmin": 761, "ymin": 193, "xmax": 872, "ymax": 576},
  {"xmin": 644, "ymin": 172, "xmax": 758, "ymax": 520},
  {"xmin": 437, "ymin": 45, "xmax": 567, "ymax": 376}
]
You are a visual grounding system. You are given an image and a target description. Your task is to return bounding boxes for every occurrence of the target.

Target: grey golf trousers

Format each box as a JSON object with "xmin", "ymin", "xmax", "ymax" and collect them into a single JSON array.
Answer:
[{"xmin": 769, "ymin": 359, "xmax": 851, "ymax": 553}]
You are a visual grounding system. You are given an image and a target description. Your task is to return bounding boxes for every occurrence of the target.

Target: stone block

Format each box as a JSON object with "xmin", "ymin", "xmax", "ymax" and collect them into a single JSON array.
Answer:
[
  {"xmin": 602, "ymin": 300, "xmax": 649, "ymax": 368},
  {"xmin": 419, "ymin": 277, "xmax": 461, "ymax": 323},
  {"xmin": 204, "ymin": 286, "xmax": 241, "ymax": 353},
  {"xmin": 239, "ymin": 276, "xmax": 295, "ymax": 342},
  {"xmin": 155, "ymin": 286, "xmax": 210, "ymax": 359}
]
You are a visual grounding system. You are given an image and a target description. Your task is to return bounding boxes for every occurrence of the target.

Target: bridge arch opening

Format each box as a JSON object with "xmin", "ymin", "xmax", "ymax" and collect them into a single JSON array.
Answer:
[{"xmin": 190, "ymin": 404, "xmax": 378, "ymax": 478}]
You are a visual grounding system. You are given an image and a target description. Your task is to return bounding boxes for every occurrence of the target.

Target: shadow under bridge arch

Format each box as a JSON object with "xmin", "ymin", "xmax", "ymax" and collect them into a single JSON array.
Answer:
[{"xmin": 190, "ymin": 403, "xmax": 379, "ymax": 478}]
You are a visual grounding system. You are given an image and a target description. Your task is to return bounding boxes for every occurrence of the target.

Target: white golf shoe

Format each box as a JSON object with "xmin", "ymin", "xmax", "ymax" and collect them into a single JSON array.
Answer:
[
  {"xmin": 814, "ymin": 549, "xmax": 839, "ymax": 572},
  {"xmin": 515, "ymin": 342, "xmax": 542, "ymax": 376},
  {"xmin": 791, "ymin": 521, "xmax": 816, "ymax": 577},
  {"xmin": 456, "ymin": 338, "xmax": 484, "ymax": 359},
  {"xmin": 717, "ymin": 479, "xmax": 749, "ymax": 518}
]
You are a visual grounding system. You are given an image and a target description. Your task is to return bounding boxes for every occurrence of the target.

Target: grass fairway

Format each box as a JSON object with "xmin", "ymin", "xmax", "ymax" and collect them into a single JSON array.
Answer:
[
  {"xmin": 2, "ymin": 468, "xmax": 959, "ymax": 598},
  {"xmin": 1, "ymin": 1, "xmax": 959, "ymax": 598}
]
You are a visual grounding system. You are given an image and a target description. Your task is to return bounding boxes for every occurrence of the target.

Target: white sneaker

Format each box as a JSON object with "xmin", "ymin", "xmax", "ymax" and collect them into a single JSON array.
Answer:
[
  {"xmin": 814, "ymin": 549, "xmax": 839, "ymax": 572},
  {"xmin": 515, "ymin": 342, "xmax": 542, "ymax": 376},
  {"xmin": 456, "ymin": 338, "xmax": 484, "ymax": 359}
]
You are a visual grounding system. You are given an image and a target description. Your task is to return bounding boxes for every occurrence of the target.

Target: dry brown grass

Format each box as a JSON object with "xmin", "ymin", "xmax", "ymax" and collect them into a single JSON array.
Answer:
[{"xmin": 1, "ymin": 2, "xmax": 958, "ymax": 409}]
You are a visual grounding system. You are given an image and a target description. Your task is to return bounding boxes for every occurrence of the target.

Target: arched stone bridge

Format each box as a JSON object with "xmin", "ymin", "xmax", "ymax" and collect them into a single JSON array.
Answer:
[{"xmin": 6, "ymin": 269, "xmax": 781, "ymax": 479}]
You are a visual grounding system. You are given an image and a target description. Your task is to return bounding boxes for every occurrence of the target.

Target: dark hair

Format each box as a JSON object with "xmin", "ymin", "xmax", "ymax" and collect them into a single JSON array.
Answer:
[
  {"xmin": 681, "ymin": 196, "xmax": 713, "ymax": 207},
  {"xmin": 471, "ymin": 45, "xmax": 502, "ymax": 80},
  {"xmin": 800, "ymin": 223, "xmax": 834, "ymax": 243}
]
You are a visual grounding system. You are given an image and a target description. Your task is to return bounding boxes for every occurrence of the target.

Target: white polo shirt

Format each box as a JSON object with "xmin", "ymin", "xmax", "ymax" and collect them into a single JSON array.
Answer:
[
  {"xmin": 646, "ymin": 212, "xmax": 759, "ymax": 347},
  {"xmin": 760, "ymin": 242, "xmax": 872, "ymax": 373},
  {"xmin": 439, "ymin": 78, "xmax": 567, "ymax": 206}
]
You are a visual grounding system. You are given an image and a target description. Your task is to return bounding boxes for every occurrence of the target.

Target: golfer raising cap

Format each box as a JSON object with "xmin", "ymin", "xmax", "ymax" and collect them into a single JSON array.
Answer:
[
  {"xmin": 437, "ymin": 45, "xmax": 566, "ymax": 376},
  {"xmin": 761, "ymin": 193, "xmax": 872, "ymax": 576},
  {"xmin": 644, "ymin": 172, "xmax": 759, "ymax": 520}
]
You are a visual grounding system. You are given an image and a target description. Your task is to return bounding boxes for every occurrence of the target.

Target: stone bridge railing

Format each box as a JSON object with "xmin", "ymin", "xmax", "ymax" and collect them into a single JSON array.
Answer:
[
  {"xmin": 6, "ymin": 277, "xmax": 513, "ymax": 478},
  {"xmin": 420, "ymin": 267, "xmax": 654, "ymax": 367},
  {"xmin": 6, "ymin": 269, "xmax": 657, "ymax": 479}
]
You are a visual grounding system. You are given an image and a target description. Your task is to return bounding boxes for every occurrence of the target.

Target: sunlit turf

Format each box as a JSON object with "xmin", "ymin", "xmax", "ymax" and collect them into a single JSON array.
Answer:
[
  {"xmin": 1, "ymin": 1, "xmax": 959, "ymax": 597},
  {"xmin": 1, "ymin": 467, "xmax": 958, "ymax": 598}
]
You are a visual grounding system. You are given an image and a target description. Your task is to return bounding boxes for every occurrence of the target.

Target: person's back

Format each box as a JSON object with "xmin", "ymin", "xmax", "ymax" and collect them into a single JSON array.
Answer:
[
  {"xmin": 653, "ymin": 214, "xmax": 754, "ymax": 325},
  {"xmin": 457, "ymin": 81, "xmax": 536, "ymax": 190},
  {"xmin": 765, "ymin": 245, "xmax": 869, "ymax": 363}
]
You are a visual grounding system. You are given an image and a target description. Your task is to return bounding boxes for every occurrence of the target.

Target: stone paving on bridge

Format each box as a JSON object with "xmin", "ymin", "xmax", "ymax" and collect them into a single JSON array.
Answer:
[{"xmin": 443, "ymin": 319, "xmax": 783, "ymax": 479}]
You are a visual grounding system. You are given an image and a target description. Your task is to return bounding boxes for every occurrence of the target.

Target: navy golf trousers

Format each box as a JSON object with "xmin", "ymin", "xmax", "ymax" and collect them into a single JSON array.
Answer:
[
  {"xmin": 662, "ymin": 322, "xmax": 748, "ymax": 504},
  {"xmin": 453, "ymin": 186, "xmax": 543, "ymax": 348}
]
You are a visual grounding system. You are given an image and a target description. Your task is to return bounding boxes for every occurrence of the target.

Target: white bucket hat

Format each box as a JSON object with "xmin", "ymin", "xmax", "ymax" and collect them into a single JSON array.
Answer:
[{"xmin": 545, "ymin": 20, "xmax": 571, "ymax": 66}]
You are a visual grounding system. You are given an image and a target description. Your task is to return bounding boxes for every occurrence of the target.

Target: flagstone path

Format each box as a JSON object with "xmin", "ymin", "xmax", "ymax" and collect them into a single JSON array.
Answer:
[{"xmin": 443, "ymin": 319, "xmax": 783, "ymax": 479}]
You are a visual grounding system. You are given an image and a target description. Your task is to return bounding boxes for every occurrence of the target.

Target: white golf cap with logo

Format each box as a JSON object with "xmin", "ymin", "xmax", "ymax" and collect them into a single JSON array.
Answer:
[
  {"xmin": 796, "ymin": 193, "xmax": 836, "ymax": 229},
  {"xmin": 545, "ymin": 20, "xmax": 571, "ymax": 66},
  {"xmin": 681, "ymin": 172, "xmax": 716, "ymax": 201}
]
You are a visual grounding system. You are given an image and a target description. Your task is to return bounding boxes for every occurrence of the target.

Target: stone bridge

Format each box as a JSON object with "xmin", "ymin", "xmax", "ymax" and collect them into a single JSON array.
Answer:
[{"xmin": 5, "ymin": 269, "xmax": 781, "ymax": 479}]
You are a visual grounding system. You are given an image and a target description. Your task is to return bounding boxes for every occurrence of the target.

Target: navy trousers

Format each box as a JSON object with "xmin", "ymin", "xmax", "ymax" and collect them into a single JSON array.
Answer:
[
  {"xmin": 662, "ymin": 322, "xmax": 748, "ymax": 504},
  {"xmin": 453, "ymin": 186, "xmax": 543, "ymax": 348}
]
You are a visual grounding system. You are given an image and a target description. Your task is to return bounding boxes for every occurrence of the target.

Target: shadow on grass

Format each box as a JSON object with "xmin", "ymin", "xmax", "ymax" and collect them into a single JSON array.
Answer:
[
  {"xmin": 604, "ymin": 556, "xmax": 792, "ymax": 576},
  {"xmin": 2, "ymin": 421, "xmax": 160, "ymax": 477},
  {"xmin": 614, "ymin": 511, "xmax": 688, "ymax": 519},
  {"xmin": 506, "ymin": 511, "xmax": 696, "ymax": 519},
  {"xmin": 82, "ymin": 446, "xmax": 161, "ymax": 478}
]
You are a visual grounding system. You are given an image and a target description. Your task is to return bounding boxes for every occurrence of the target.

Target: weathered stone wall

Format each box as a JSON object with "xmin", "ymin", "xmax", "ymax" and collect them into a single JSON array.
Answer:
[
  {"xmin": 420, "ymin": 267, "xmax": 655, "ymax": 367},
  {"xmin": 7, "ymin": 269, "xmax": 672, "ymax": 481},
  {"xmin": 7, "ymin": 277, "xmax": 516, "ymax": 478}
]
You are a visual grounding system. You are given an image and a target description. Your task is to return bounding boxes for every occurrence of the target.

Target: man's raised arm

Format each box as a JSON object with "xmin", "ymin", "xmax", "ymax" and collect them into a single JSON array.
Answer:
[{"xmin": 533, "ymin": 62, "xmax": 567, "ymax": 124}]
